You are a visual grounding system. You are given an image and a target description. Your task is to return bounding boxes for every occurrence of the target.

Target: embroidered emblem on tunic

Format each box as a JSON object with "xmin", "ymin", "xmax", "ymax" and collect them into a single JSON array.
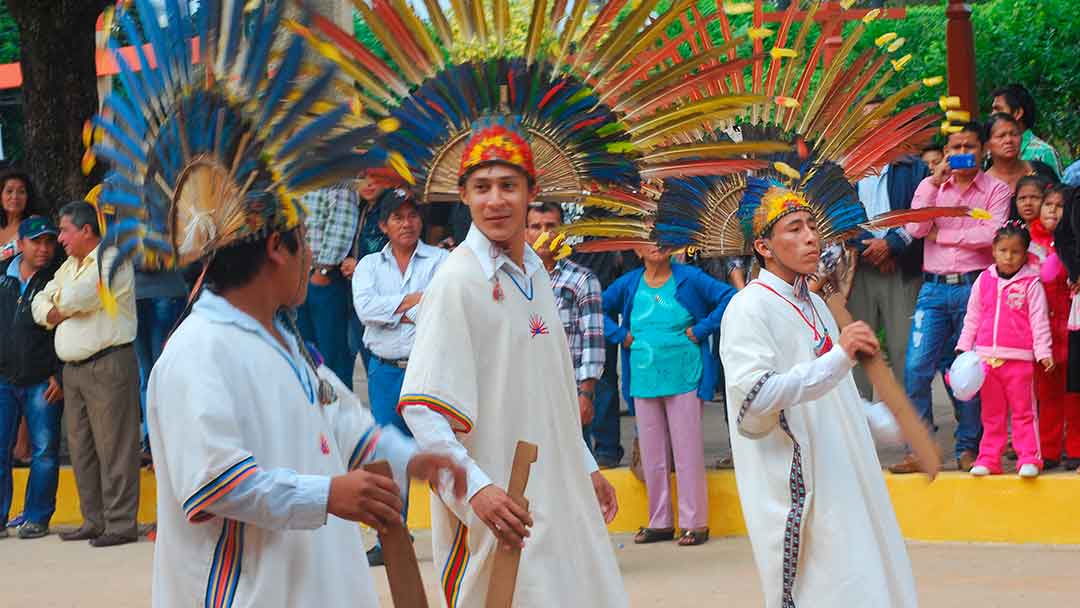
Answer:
[
  {"xmin": 320, "ymin": 433, "xmax": 331, "ymax": 455},
  {"xmin": 529, "ymin": 314, "xmax": 550, "ymax": 337}
]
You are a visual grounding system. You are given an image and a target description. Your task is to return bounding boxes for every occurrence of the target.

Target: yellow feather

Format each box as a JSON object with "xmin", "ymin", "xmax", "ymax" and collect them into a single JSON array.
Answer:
[{"xmin": 98, "ymin": 281, "xmax": 119, "ymax": 319}]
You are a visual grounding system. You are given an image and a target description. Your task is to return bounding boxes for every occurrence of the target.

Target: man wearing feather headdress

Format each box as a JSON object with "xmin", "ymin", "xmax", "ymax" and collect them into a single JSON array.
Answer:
[
  {"xmin": 716, "ymin": 181, "xmax": 918, "ymax": 608},
  {"xmin": 82, "ymin": 2, "xmax": 468, "ymax": 606},
  {"xmin": 399, "ymin": 117, "xmax": 628, "ymax": 608}
]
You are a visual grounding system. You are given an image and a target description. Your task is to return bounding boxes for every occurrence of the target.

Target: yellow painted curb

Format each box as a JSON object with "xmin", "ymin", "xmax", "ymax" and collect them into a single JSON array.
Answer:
[{"xmin": 12, "ymin": 467, "xmax": 1080, "ymax": 544}]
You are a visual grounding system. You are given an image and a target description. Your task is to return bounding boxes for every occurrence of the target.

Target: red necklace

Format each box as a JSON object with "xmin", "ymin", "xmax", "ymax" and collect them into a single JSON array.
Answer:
[{"xmin": 753, "ymin": 281, "xmax": 833, "ymax": 357}]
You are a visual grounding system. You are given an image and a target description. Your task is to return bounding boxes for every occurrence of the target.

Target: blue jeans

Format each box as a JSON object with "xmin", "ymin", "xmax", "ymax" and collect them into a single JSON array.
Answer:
[
  {"xmin": 0, "ymin": 380, "xmax": 61, "ymax": 527},
  {"xmin": 367, "ymin": 358, "xmax": 411, "ymax": 531},
  {"xmin": 135, "ymin": 297, "xmax": 184, "ymax": 444},
  {"xmin": 297, "ymin": 274, "xmax": 354, "ymax": 390},
  {"xmin": 903, "ymin": 281, "xmax": 982, "ymax": 457},
  {"xmin": 584, "ymin": 345, "xmax": 624, "ymax": 463}
]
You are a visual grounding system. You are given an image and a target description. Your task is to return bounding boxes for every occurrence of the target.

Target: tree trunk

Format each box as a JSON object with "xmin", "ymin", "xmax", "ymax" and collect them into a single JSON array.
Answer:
[{"xmin": 7, "ymin": 0, "xmax": 110, "ymax": 213}]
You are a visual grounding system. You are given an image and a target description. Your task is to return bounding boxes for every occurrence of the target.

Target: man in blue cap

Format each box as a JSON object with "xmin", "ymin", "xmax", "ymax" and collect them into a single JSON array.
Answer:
[{"xmin": 0, "ymin": 216, "xmax": 64, "ymax": 539}]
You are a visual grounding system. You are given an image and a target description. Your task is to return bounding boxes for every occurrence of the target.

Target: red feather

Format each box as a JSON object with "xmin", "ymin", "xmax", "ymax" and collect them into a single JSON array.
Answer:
[
  {"xmin": 310, "ymin": 13, "xmax": 401, "ymax": 89},
  {"xmin": 843, "ymin": 107, "xmax": 939, "ymax": 178},
  {"xmin": 862, "ymin": 207, "xmax": 978, "ymax": 230},
  {"xmin": 640, "ymin": 159, "xmax": 770, "ymax": 179},
  {"xmin": 630, "ymin": 59, "xmax": 758, "ymax": 118},
  {"xmin": 763, "ymin": 0, "xmax": 800, "ymax": 99},
  {"xmin": 806, "ymin": 48, "xmax": 878, "ymax": 139}
]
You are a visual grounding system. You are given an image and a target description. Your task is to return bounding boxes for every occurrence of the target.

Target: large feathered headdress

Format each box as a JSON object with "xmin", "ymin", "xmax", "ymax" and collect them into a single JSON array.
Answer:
[
  {"xmin": 85, "ymin": 0, "xmax": 406, "ymax": 308},
  {"xmin": 294, "ymin": 0, "xmax": 793, "ymax": 212},
  {"xmin": 548, "ymin": 1, "xmax": 963, "ymax": 256}
]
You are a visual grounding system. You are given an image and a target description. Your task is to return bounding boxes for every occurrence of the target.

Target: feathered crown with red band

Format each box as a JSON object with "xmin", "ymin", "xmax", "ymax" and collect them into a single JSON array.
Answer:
[{"xmin": 459, "ymin": 116, "xmax": 536, "ymax": 183}]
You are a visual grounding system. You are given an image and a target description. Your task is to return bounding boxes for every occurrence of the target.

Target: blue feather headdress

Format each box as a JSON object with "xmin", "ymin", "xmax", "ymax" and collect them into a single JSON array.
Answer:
[
  {"xmin": 86, "ymin": 0, "xmax": 406, "ymax": 304},
  {"xmin": 653, "ymin": 159, "xmax": 866, "ymax": 257}
]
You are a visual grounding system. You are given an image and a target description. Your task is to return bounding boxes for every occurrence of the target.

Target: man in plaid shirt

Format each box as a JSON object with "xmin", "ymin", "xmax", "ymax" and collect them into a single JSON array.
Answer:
[
  {"xmin": 297, "ymin": 182, "xmax": 360, "ymax": 387},
  {"xmin": 526, "ymin": 203, "xmax": 613, "ymax": 460}
]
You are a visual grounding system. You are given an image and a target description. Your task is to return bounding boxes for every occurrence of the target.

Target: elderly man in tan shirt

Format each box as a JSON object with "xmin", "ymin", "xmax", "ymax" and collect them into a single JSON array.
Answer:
[{"xmin": 32, "ymin": 200, "xmax": 140, "ymax": 547}]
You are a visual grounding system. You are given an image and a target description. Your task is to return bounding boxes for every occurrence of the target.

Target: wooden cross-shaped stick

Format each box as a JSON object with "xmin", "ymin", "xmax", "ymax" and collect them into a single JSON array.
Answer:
[
  {"xmin": 364, "ymin": 461, "xmax": 428, "ymax": 608},
  {"xmin": 485, "ymin": 441, "xmax": 539, "ymax": 608},
  {"xmin": 822, "ymin": 289, "xmax": 942, "ymax": 480}
]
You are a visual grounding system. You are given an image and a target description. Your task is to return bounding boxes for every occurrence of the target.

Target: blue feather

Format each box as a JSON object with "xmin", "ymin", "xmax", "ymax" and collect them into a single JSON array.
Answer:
[
  {"xmin": 265, "ymin": 65, "xmax": 337, "ymax": 147},
  {"xmin": 243, "ymin": 0, "xmax": 282, "ymax": 97},
  {"xmin": 92, "ymin": 117, "xmax": 147, "ymax": 166},
  {"xmin": 275, "ymin": 103, "xmax": 351, "ymax": 162},
  {"xmin": 134, "ymin": 0, "xmax": 176, "ymax": 95},
  {"xmin": 256, "ymin": 36, "xmax": 304, "ymax": 127},
  {"xmin": 102, "ymin": 92, "xmax": 148, "ymax": 141}
]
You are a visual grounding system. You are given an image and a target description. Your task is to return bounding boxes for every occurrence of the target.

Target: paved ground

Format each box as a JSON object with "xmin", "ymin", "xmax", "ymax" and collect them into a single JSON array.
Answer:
[{"xmin": 3, "ymin": 529, "xmax": 1078, "ymax": 606}]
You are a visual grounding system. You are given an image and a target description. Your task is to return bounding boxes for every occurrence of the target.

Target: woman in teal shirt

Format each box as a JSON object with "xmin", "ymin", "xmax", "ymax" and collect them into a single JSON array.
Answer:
[{"xmin": 602, "ymin": 244, "xmax": 735, "ymax": 546}]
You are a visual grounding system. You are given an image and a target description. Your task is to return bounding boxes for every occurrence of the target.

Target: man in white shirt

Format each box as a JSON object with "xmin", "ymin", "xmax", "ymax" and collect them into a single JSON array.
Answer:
[
  {"xmin": 398, "ymin": 117, "xmax": 627, "ymax": 607},
  {"xmin": 149, "ymin": 216, "xmax": 466, "ymax": 607},
  {"xmin": 720, "ymin": 195, "xmax": 916, "ymax": 608},
  {"xmin": 353, "ymin": 187, "xmax": 448, "ymax": 565}
]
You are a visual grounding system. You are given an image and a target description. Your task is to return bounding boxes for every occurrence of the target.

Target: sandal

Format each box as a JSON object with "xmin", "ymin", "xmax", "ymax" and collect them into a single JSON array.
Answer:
[
  {"xmin": 634, "ymin": 527, "xmax": 675, "ymax": 544},
  {"xmin": 677, "ymin": 528, "xmax": 710, "ymax": 547}
]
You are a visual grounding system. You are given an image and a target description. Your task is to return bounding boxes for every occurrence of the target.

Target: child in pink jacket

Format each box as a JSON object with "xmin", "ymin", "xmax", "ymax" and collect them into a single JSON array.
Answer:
[{"xmin": 958, "ymin": 221, "xmax": 1054, "ymax": 477}]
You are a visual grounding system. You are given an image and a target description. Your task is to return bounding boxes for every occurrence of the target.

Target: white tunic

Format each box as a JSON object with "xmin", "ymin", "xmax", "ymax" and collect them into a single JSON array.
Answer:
[
  {"xmin": 400, "ymin": 227, "xmax": 628, "ymax": 608},
  {"xmin": 148, "ymin": 291, "xmax": 413, "ymax": 608},
  {"xmin": 720, "ymin": 270, "xmax": 917, "ymax": 608}
]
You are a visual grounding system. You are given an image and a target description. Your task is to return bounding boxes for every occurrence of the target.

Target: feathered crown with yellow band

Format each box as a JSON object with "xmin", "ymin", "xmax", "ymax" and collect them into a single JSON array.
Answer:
[{"xmin": 460, "ymin": 116, "xmax": 536, "ymax": 182}]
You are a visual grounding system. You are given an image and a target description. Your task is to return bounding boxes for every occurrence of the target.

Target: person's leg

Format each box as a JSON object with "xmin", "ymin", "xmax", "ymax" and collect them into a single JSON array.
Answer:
[
  {"xmin": 634, "ymin": 396, "xmax": 674, "ymax": 530},
  {"xmin": 0, "ymin": 382, "xmax": 20, "ymax": 528},
  {"xmin": 1063, "ymin": 392, "xmax": 1080, "ymax": 464},
  {"xmin": 589, "ymin": 346, "xmax": 624, "ymax": 466},
  {"xmin": 903, "ymin": 283, "xmax": 952, "ymax": 429},
  {"xmin": 1036, "ymin": 364, "xmax": 1065, "ymax": 462},
  {"xmin": 309, "ymin": 276, "xmax": 354, "ymax": 388},
  {"xmin": 664, "ymin": 391, "xmax": 708, "ymax": 531},
  {"xmin": 62, "ymin": 365, "xmax": 105, "ymax": 534},
  {"xmin": 947, "ymin": 283, "xmax": 982, "ymax": 458},
  {"xmin": 82, "ymin": 349, "xmax": 142, "ymax": 538},
  {"xmin": 367, "ymin": 359, "xmax": 411, "ymax": 437},
  {"xmin": 1005, "ymin": 361, "xmax": 1041, "ymax": 471},
  {"xmin": 974, "ymin": 365, "xmax": 1007, "ymax": 474},
  {"xmin": 21, "ymin": 381, "xmax": 61, "ymax": 527},
  {"xmin": 883, "ymin": 275, "xmax": 923, "ymax": 384},
  {"xmin": 133, "ymin": 298, "xmax": 154, "ymax": 446},
  {"xmin": 347, "ymin": 300, "xmax": 364, "ymax": 368},
  {"xmin": 848, "ymin": 264, "xmax": 883, "ymax": 400}
]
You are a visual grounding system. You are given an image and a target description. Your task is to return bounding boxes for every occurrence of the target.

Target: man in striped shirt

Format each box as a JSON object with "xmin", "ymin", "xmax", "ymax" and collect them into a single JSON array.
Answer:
[{"xmin": 525, "ymin": 203, "xmax": 615, "ymax": 464}]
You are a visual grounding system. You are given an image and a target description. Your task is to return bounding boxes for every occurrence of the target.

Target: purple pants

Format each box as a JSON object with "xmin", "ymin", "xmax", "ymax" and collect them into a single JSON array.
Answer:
[{"xmin": 634, "ymin": 390, "xmax": 708, "ymax": 530}]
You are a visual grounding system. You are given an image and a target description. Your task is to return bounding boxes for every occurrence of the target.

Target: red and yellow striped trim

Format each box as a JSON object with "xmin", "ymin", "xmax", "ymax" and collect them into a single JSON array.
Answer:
[
  {"xmin": 440, "ymin": 523, "xmax": 470, "ymax": 608},
  {"xmin": 348, "ymin": 427, "xmax": 381, "ymax": 470},
  {"xmin": 398, "ymin": 394, "xmax": 474, "ymax": 434},
  {"xmin": 184, "ymin": 457, "xmax": 257, "ymax": 523},
  {"xmin": 205, "ymin": 519, "xmax": 245, "ymax": 608}
]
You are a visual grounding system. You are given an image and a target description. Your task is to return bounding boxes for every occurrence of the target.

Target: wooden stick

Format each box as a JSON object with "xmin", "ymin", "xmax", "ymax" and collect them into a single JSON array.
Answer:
[
  {"xmin": 484, "ymin": 441, "xmax": 539, "ymax": 608},
  {"xmin": 824, "ymin": 293, "xmax": 942, "ymax": 480},
  {"xmin": 364, "ymin": 461, "xmax": 429, "ymax": 608}
]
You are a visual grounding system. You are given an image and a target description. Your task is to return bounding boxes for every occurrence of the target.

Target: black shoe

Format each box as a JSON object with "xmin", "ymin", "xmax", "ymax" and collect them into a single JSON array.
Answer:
[
  {"xmin": 1063, "ymin": 458, "xmax": 1080, "ymax": 471},
  {"xmin": 595, "ymin": 455, "xmax": 621, "ymax": 469},
  {"xmin": 89, "ymin": 533, "xmax": 138, "ymax": 548},
  {"xmin": 1043, "ymin": 459, "xmax": 1061, "ymax": 471},
  {"xmin": 16, "ymin": 522, "xmax": 49, "ymax": 539},
  {"xmin": 367, "ymin": 544, "xmax": 384, "ymax": 567},
  {"xmin": 58, "ymin": 527, "xmax": 101, "ymax": 542}
]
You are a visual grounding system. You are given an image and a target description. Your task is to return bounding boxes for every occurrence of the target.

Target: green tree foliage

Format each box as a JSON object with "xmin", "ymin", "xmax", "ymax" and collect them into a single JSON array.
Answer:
[{"xmin": 851, "ymin": 0, "xmax": 1077, "ymax": 161}]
